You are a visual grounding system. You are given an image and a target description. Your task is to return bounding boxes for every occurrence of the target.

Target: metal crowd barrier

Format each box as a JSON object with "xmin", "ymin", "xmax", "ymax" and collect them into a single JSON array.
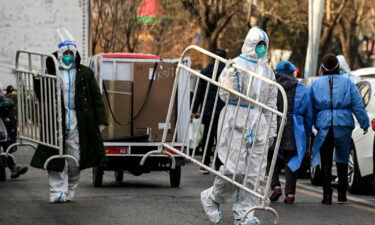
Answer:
[
  {"xmin": 4, "ymin": 50, "xmax": 79, "ymax": 169},
  {"xmin": 141, "ymin": 45, "xmax": 287, "ymax": 224}
]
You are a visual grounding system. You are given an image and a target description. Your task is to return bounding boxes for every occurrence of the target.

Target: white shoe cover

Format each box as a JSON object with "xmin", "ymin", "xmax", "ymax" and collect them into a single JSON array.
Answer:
[
  {"xmin": 234, "ymin": 217, "xmax": 260, "ymax": 225},
  {"xmin": 66, "ymin": 190, "xmax": 75, "ymax": 202},
  {"xmin": 49, "ymin": 192, "xmax": 67, "ymax": 203},
  {"xmin": 201, "ymin": 188, "xmax": 222, "ymax": 224}
]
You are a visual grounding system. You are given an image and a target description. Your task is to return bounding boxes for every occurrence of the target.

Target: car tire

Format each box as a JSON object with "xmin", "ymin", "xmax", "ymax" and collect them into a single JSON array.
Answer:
[
  {"xmin": 170, "ymin": 165, "xmax": 181, "ymax": 188},
  {"xmin": 115, "ymin": 171, "xmax": 124, "ymax": 182},
  {"xmin": 310, "ymin": 164, "xmax": 323, "ymax": 186},
  {"xmin": 0, "ymin": 156, "xmax": 6, "ymax": 182},
  {"xmin": 93, "ymin": 166, "xmax": 104, "ymax": 187},
  {"xmin": 348, "ymin": 150, "xmax": 373, "ymax": 194}
]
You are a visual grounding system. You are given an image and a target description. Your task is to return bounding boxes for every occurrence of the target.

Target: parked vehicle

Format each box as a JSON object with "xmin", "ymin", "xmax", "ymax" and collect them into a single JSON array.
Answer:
[
  {"xmin": 309, "ymin": 79, "xmax": 375, "ymax": 194},
  {"xmin": 351, "ymin": 67, "xmax": 375, "ymax": 78}
]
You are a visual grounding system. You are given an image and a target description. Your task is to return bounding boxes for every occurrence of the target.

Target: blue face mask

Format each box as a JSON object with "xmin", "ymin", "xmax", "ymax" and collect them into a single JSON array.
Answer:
[
  {"xmin": 62, "ymin": 54, "xmax": 74, "ymax": 66},
  {"xmin": 255, "ymin": 45, "xmax": 267, "ymax": 58},
  {"xmin": 339, "ymin": 69, "xmax": 345, "ymax": 75}
]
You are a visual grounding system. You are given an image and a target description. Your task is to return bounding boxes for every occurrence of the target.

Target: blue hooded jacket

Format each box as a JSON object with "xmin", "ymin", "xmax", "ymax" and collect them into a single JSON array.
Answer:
[
  {"xmin": 288, "ymin": 82, "xmax": 313, "ymax": 171},
  {"xmin": 309, "ymin": 75, "xmax": 369, "ymax": 167},
  {"xmin": 275, "ymin": 70, "xmax": 313, "ymax": 172}
]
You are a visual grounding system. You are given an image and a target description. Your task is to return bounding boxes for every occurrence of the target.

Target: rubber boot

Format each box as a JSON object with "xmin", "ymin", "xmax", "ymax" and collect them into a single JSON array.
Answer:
[
  {"xmin": 321, "ymin": 190, "xmax": 332, "ymax": 204},
  {"xmin": 337, "ymin": 163, "xmax": 348, "ymax": 203}
]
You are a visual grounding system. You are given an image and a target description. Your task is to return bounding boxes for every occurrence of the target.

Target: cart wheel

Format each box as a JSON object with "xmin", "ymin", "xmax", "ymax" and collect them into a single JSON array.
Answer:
[
  {"xmin": 92, "ymin": 166, "xmax": 103, "ymax": 187},
  {"xmin": 0, "ymin": 156, "xmax": 6, "ymax": 182},
  {"xmin": 170, "ymin": 165, "xmax": 181, "ymax": 187},
  {"xmin": 115, "ymin": 171, "xmax": 124, "ymax": 182}
]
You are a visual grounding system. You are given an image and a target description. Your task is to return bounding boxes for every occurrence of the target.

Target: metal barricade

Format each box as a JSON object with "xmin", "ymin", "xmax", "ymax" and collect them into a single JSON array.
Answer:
[
  {"xmin": 3, "ymin": 50, "xmax": 79, "ymax": 169},
  {"xmin": 141, "ymin": 45, "xmax": 287, "ymax": 224}
]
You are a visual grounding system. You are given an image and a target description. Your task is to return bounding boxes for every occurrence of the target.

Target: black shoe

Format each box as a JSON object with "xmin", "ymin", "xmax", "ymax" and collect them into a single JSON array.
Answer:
[
  {"xmin": 269, "ymin": 187, "xmax": 282, "ymax": 202},
  {"xmin": 338, "ymin": 192, "xmax": 347, "ymax": 203},
  {"xmin": 10, "ymin": 166, "xmax": 28, "ymax": 179},
  {"xmin": 321, "ymin": 193, "xmax": 332, "ymax": 204}
]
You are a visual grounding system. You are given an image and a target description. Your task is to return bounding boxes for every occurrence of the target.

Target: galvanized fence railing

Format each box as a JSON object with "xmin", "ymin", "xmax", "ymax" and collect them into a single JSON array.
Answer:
[
  {"xmin": 3, "ymin": 50, "xmax": 79, "ymax": 169},
  {"xmin": 141, "ymin": 45, "xmax": 287, "ymax": 224}
]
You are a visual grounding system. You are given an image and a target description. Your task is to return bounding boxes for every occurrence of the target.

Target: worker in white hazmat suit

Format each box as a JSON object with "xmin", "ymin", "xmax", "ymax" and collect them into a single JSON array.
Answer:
[
  {"xmin": 48, "ymin": 30, "xmax": 81, "ymax": 203},
  {"xmin": 337, "ymin": 55, "xmax": 360, "ymax": 84},
  {"xmin": 48, "ymin": 37, "xmax": 80, "ymax": 203},
  {"xmin": 200, "ymin": 27, "xmax": 278, "ymax": 225},
  {"xmin": 30, "ymin": 28, "xmax": 108, "ymax": 203}
]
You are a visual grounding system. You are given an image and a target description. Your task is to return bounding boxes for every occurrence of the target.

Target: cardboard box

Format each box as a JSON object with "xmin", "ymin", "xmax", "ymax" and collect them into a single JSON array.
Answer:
[
  {"xmin": 101, "ymin": 80, "xmax": 132, "ymax": 140},
  {"xmin": 132, "ymin": 62, "xmax": 177, "ymax": 141}
]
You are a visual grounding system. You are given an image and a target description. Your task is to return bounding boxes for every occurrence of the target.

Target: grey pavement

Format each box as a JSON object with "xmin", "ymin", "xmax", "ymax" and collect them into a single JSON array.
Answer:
[{"xmin": 0, "ymin": 148, "xmax": 375, "ymax": 225}]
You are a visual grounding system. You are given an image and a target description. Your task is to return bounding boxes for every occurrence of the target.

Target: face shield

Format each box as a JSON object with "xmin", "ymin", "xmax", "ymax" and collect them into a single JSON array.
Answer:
[
  {"xmin": 337, "ymin": 55, "xmax": 351, "ymax": 74},
  {"xmin": 320, "ymin": 54, "xmax": 340, "ymax": 76},
  {"xmin": 56, "ymin": 27, "xmax": 77, "ymax": 69}
]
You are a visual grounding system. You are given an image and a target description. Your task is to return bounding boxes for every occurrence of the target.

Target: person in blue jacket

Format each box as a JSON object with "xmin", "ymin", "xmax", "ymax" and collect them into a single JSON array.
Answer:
[
  {"xmin": 310, "ymin": 54, "xmax": 369, "ymax": 204},
  {"xmin": 268, "ymin": 61, "xmax": 313, "ymax": 204}
]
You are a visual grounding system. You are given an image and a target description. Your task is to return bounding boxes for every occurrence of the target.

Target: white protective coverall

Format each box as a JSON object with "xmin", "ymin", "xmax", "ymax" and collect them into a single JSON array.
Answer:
[
  {"xmin": 201, "ymin": 27, "xmax": 277, "ymax": 225},
  {"xmin": 48, "ymin": 39, "xmax": 80, "ymax": 203},
  {"xmin": 337, "ymin": 55, "xmax": 360, "ymax": 84}
]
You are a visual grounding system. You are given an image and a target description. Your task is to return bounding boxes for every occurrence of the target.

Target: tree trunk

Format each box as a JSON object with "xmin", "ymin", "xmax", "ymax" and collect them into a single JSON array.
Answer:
[
  {"xmin": 339, "ymin": 20, "xmax": 358, "ymax": 68},
  {"xmin": 201, "ymin": 30, "xmax": 218, "ymax": 66}
]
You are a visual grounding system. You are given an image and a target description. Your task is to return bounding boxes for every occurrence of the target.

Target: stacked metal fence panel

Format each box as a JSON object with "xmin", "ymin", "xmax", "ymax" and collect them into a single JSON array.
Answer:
[{"xmin": 4, "ymin": 50, "xmax": 79, "ymax": 169}]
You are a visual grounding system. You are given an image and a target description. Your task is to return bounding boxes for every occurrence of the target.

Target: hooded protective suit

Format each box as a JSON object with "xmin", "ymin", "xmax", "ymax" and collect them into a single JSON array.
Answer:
[
  {"xmin": 201, "ymin": 27, "xmax": 277, "ymax": 225},
  {"xmin": 30, "ymin": 28, "xmax": 107, "ymax": 203},
  {"xmin": 337, "ymin": 55, "xmax": 360, "ymax": 84},
  {"xmin": 47, "ymin": 34, "xmax": 81, "ymax": 203}
]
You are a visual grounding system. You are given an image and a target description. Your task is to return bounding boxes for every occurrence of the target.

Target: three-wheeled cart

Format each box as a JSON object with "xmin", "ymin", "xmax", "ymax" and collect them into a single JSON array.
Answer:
[{"xmin": 88, "ymin": 53, "xmax": 190, "ymax": 187}]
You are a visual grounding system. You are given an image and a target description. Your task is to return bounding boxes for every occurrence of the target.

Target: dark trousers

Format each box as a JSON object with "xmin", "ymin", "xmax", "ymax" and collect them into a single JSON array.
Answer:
[
  {"xmin": 0, "ymin": 142, "xmax": 16, "ymax": 170},
  {"xmin": 320, "ymin": 128, "xmax": 348, "ymax": 194},
  {"xmin": 201, "ymin": 113, "xmax": 222, "ymax": 170},
  {"xmin": 271, "ymin": 150, "xmax": 298, "ymax": 195}
]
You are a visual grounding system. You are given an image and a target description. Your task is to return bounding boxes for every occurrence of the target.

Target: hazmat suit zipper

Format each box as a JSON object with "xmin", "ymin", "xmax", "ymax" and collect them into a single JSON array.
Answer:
[{"xmin": 67, "ymin": 69, "xmax": 71, "ymax": 136}]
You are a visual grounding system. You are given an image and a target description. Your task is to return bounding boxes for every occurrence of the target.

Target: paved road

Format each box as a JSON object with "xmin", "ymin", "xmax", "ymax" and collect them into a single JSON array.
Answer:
[{"xmin": 1, "ymin": 149, "xmax": 375, "ymax": 225}]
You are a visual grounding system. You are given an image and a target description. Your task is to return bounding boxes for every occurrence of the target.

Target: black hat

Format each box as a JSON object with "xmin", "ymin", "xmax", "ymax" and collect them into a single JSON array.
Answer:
[
  {"xmin": 6, "ymin": 85, "xmax": 14, "ymax": 94},
  {"xmin": 212, "ymin": 48, "xmax": 227, "ymax": 59},
  {"xmin": 321, "ymin": 54, "xmax": 340, "ymax": 75}
]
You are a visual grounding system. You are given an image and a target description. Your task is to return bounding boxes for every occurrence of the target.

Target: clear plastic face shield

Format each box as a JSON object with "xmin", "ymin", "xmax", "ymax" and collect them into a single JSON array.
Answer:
[
  {"xmin": 319, "ymin": 62, "xmax": 339, "ymax": 76},
  {"xmin": 56, "ymin": 27, "xmax": 77, "ymax": 69}
]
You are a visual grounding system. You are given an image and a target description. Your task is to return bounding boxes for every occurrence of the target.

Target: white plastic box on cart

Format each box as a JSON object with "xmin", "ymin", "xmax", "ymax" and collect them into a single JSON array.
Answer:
[{"xmin": 88, "ymin": 53, "xmax": 190, "ymax": 187}]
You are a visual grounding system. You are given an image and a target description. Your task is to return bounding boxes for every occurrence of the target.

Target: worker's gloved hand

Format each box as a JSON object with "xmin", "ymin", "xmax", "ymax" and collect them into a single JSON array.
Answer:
[
  {"xmin": 363, "ymin": 128, "xmax": 368, "ymax": 135},
  {"xmin": 221, "ymin": 67, "xmax": 238, "ymax": 90},
  {"xmin": 99, "ymin": 125, "xmax": 106, "ymax": 134}
]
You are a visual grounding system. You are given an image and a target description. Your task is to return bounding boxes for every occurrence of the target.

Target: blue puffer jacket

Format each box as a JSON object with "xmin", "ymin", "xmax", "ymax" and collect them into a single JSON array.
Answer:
[{"xmin": 310, "ymin": 75, "xmax": 369, "ymax": 167}]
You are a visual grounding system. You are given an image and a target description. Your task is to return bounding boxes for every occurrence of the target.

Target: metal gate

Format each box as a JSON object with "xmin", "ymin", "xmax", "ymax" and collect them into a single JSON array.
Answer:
[
  {"xmin": 141, "ymin": 45, "xmax": 287, "ymax": 224},
  {"xmin": 3, "ymin": 50, "xmax": 79, "ymax": 169}
]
